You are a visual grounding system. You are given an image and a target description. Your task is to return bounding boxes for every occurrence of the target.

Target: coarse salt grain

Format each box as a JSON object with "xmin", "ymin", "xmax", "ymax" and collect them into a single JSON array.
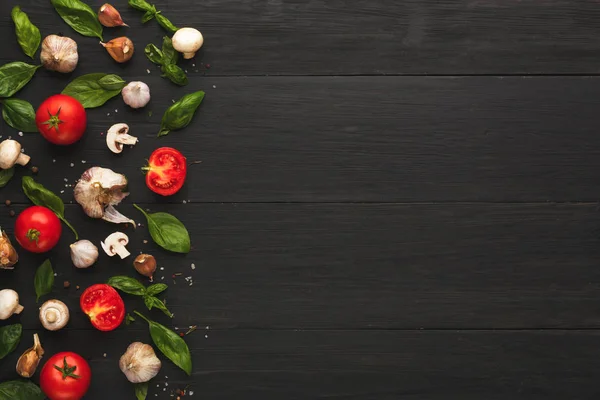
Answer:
[
  {"xmin": 183, "ymin": 200, "xmax": 187, "ymax": 204},
  {"xmin": 165, "ymin": 383, "xmax": 168, "ymax": 387},
  {"xmin": 160, "ymin": 267, "xmax": 164, "ymax": 270},
  {"xmin": 191, "ymin": 263, "xmax": 196, "ymax": 270},
  {"xmin": 70, "ymin": 163, "xmax": 74, "ymax": 167},
  {"xmin": 103, "ymin": 353, "xmax": 107, "ymax": 357},
  {"xmin": 60, "ymin": 190, "xmax": 64, "ymax": 193},
  {"xmin": 147, "ymin": 69, "xmax": 151, "ymax": 74},
  {"xmin": 64, "ymin": 178, "xmax": 68, "ymax": 182},
  {"xmin": 161, "ymin": 276, "xmax": 165, "ymax": 280},
  {"xmin": 115, "ymin": 109, "xmax": 118, "ymax": 113},
  {"xmin": 213, "ymin": 85, "xmax": 216, "ymax": 89},
  {"xmin": 189, "ymin": 391, "xmax": 194, "ymax": 396},
  {"xmin": 54, "ymin": 273, "xmax": 57, "ymax": 276},
  {"xmin": 18, "ymin": 132, "xmax": 23, "ymax": 137},
  {"xmin": 52, "ymin": 159, "xmax": 56, "ymax": 163},
  {"xmin": 81, "ymin": 160, "xmax": 86, "ymax": 163}
]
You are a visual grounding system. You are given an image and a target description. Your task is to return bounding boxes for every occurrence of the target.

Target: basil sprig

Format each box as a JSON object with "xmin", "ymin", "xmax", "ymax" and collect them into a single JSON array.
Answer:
[
  {"xmin": 134, "ymin": 311, "xmax": 192, "ymax": 375},
  {"xmin": 34, "ymin": 259, "xmax": 54, "ymax": 302},
  {"xmin": 22, "ymin": 176, "xmax": 79, "ymax": 239},
  {"xmin": 107, "ymin": 276, "xmax": 173, "ymax": 318},
  {"xmin": 158, "ymin": 91, "xmax": 205, "ymax": 137},
  {"xmin": 0, "ymin": 324, "xmax": 22, "ymax": 360},
  {"xmin": 0, "ymin": 381, "xmax": 45, "ymax": 400},
  {"xmin": 134, "ymin": 382, "xmax": 148, "ymax": 400},
  {"xmin": 0, "ymin": 62, "xmax": 40, "ymax": 98},
  {"xmin": 62, "ymin": 73, "xmax": 126, "ymax": 108},
  {"xmin": 133, "ymin": 204, "xmax": 191, "ymax": 253},
  {"xmin": 0, "ymin": 168, "xmax": 15, "ymax": 188},
  {"xmin": 145, "ymin": 37, "xmax": 188, "ymax": 86},
  {"xmin": 11, "ymin": 6, "xmax": 41, "ymax": 59},
  {"xmin": 128, "ymin": 0, "xmax": 177, "ymax": 33},
  {"xmin": 50, "ymin": 0, "xmax": 103, "ymax": 40},
  {"xmin": 1, "ymin": 98, "xmax": 37, "ymax": 132}
]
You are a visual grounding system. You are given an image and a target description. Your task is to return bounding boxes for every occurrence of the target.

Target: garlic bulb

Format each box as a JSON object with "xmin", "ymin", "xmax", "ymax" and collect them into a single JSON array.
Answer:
[
  {"xmin": 101, "ymin": 37, "xmax": 134, "ymax": 63},
  {"xmin": 40, "ymin": 35, "xmax": 78, "ymax": 73},
  {"xmin": 122, "ymin": 81, "xmax": 150, "ymax": 109},
  {"xmin": 119, "ymin": 342, "xmax": 161, "ymax": 383},
  {"xmin": 70, "ymin": 240, "xmax": 99, "ymax": 268},
  {"xmin": 16, "ymin": 333, "xmax": 44, "ymax": 378}
]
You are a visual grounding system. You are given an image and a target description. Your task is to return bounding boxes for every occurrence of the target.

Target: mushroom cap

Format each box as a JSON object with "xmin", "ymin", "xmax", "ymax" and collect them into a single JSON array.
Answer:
[
  {"xmin": 74, "ymin": 167, "xmax": 129, "ymax": 218},
  {"xmin": 39, "ymin": 299, "xmax": 69, "ymax": 331},
  {"xmin": 101, "ymin": 231, "xmax": 130, "ymax": 256},
  {"xmin": 0, "ymin": 289, "xmax": 21, "ymax": 319},
  {"xmin": 172, "ymin": 27, "xmax": 203, "ymax": 53},
  {"xmin": 0, "ymin": 140, "xmax": 21, "ymax": 169}
]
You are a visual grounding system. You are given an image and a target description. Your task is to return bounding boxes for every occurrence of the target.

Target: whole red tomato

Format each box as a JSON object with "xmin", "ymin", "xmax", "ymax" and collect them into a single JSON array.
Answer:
[
  {"xmin": 40, "ymin": 352, "xmax": 91, "ymax": 400},
  {"xmin": 35, "ymin": 94, "xmax": 87, "ymax": 145},
  {"xmin": 80, "ymin": 284, "xmax": 125, "ymax": 331},
  {"xmin": 144, "ymin": 147, "xmax": 187, "ymax": 196},
  {"xmin": 14, "ymin": 205, "xmax": 62, "ymax": 253}
]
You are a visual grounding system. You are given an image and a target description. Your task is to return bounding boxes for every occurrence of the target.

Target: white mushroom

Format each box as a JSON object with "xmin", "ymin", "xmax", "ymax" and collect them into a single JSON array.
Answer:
[
  {"xmin": 106, "ymin": 123, "xmax": 138, "ymax": 154},
  {"xmin": 171, "ymin": 27, "xmax": 204, "ymax": 59},
  {"xmin": 0, "ymin": 289, "xmax": 23, "ymax": 319},
  {"xmin": 101, "ymin": 232, "xmax": 130, "ymax": 259},
  {"xmin": 39, "ymin": 299, "xmax": 69, "ymax": 331},
  {"xmin": 0, "ymin": 140, "xmax": 30, "ymax": 169}
]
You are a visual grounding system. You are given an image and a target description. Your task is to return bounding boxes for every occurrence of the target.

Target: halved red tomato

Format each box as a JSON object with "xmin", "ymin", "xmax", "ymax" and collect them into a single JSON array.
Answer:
[
  {"xmin": 143, "ymin": 147, "xmax": 187, "ymax": 196},
  {"xmin": 80, "ymin": 284, "xmax": 125, "ymax": 331}
]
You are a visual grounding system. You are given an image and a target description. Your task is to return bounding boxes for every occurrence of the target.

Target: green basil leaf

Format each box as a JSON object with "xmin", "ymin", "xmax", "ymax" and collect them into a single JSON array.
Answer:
[
  {"xmin": 98, "ymin": 74, "xmax": 127, "ymax": 91},
  {"xmin": 144, "ymin": 44, "xmax": 164, "ymax": 65},
  {"xmin": 134, "ymin": 204, "xmax": 191, "ymax": 253},
  {"xmin": 50, "ymin": 0, "xmax": 103, "ymax": 40},
  {"xmin": 0, "ymin": 168, "xmax": 15, "ymax": 188},
  {"xmin": 0, "ymin": 62, "xmax": 39, "ymax": 98},
  {"xmin": 1, "ymin": 98, "xmax": 37, "ymax": 132},
  {"xmin": 0, "ymin": 380, "xmax": 45, "ymax": 400},
  {"xmin": 158, "ymin": 91, "xmax": 205, "ymax": 137},
  {"xmin": 62, "ymin": 73, "xmax": 123, "ymax": 108},
  {"xmin": 129, "ymin": 0, "xmax": 156, "ymax": 13},
  {"xmin": 134, "ymin": 311, "xmax": 192, "ymax": 375},
  {"xmin": 134, "ymin": 382, "xmax": 148, "ymax": 400},
  {"xmin": 146, "ymin": 283, "xmax": 168, "ymax": 296},
  {"xmin": 0, "ymin": 324, "xmax": 22, "ymax": 360},
  {"xmin": 144, "ymin": 295, "xmax": 173, "ymax": 318},
  {"xmin": 143, "ymin": 295, "xmax": 154, "ymax": 310},
  {"xmin": 161, "ymin": 64, "xmax": 188, "ymax": 86},
  {"xmin": 161, "ymin": 36, "xmax": 178, "ymax": 65},
  {"xmin": 141, "ymin": 10, "xmax": 156, "ymax": 23},
  {"xmin": 107, "ymin": 275, "xmax": 147, "ymax": 296},
  {"xmin": 11, "ymin": 7, "xmax": 41, "ymax": 59},
  {"xmin": 22, "ymin": 176, "xmax": 79, "ymax": 239},
  {"xmin": 125, "ymin": 313, "xmax": 136, "ymax": 325},
  {"xmin": 155, "ymin": 12, "xmax": 177, "ymax": 33},
  {"xmin": 34, "ymin": 259, "xmax": 54, "ymax": 302}
]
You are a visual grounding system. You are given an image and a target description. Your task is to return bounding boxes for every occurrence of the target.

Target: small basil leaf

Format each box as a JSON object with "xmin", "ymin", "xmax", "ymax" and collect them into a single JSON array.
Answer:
[
  {"xmin": 62, "ymin": 73, "xmax": 123, "ymax": 108},
  {"xmin": 129, "ymin": 0, "xmax": 156, "ymax": 13},
  {"xmin": 11, "ymin": 6, "xmax": 41, "ymax": 59},
  {"xmin": 134, "ymin": 311, "xmax": 192, "ymax": 375},
  {"xmin": 144, "ymin": 44, "xmax": 164, "ymax": 65},
  {"xmin": 134, "ymin": 204, "xmax": 191, "ymax": 253},
  {"xmin": 98, "ymin": 74, "xmax": 127, "ymax": 91},
  {"xmin": 0, "ymin": 324, "xmax": 22, "ymax": 360},
  {"xmin": 125, "ymin": 313, "xmax": 136, "ymax": 325},
  {"xmin": 144, "ymin": 296, "xmax": 173, "ymax": 318},
  {"xmin": 134, "ymin": 382, "xmax": 148, "ymax": 400},
  {"xmin": 34, "ymin": 259, "xmax": 54, "ymax": 302},
  {"xmin": 22, "ymin": 176, "xmax": 79, "ymax": 239},
  {"xmin": 107, "ymin": 276, "xmax": 147, "ymax": 296},
  {"xmin": 50, "ymin": 0, "xmax": 103, "ymax": 40},
  {"xmin": 161, "ymin": 64, "xmax": 188, "ymax": 86},
  {"xmin": 143, "ymin": 295, "xmax": 153, "ymax": 310},
  {"xmin": 146, "ymin": 283, "xmax": 168, "ymax": 296},
  {"xmin": 0, "ymin": 62, "xmax": 40, "ymax": 98},
  {"xmin": 0, "ymin": 381, "xmax": 45, "ymax": 400},
  {"xmin": 155, "ymin": 12, "xmax": 177, "ymax": 33},
  {"xmin": 158, "ymin": 91, "xmax": 205, "ymax": 137},
  {"xmin": 141, "ymin": 10, "xmax": 156, "ymax": 23},
  {"xmin": 2, "ymin": 98, "xmax": 37, "ymax": 132},
  {"xmin": 161, "ymin": 36, "xmax": 178, "ymax": 65},
  {"xmin": 0, "ymin": 168, "xmax": 15, "ymax": 188}
]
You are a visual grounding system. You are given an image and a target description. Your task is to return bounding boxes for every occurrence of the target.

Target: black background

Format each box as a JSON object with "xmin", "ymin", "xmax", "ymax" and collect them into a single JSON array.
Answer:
[{"xmin": 2, "ymin": 0, "xmax": 600, "ymax": 399}]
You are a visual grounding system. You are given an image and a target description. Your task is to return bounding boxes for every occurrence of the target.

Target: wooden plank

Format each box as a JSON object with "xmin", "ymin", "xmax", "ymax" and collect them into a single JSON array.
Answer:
[
  {"xmin": 2, "ymin": 203, "xmax": 600, "ymax": 330},
  {"xmin": 2, "ymin": 76, "xmax": 600, "ymax": 203},
  {"xmin": 1, "ymin": 329, "xmax": 599, "ymax": 399},
  {"xmin": 2, "ymin": 0, "xmax": 600, "ymax": 75}
]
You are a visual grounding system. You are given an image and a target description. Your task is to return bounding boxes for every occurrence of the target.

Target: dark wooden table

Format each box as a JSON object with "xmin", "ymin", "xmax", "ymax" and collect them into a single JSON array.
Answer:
[{"xmin": 2, "ymin": 0, "xmax": 600, "ymax": 398}]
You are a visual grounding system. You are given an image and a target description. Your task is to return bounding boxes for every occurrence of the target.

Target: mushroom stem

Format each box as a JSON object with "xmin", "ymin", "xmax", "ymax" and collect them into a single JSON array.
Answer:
[
  {"xmin": 115, "ymin": 246, "xmax": 130, "ymax": 259},
  {"xmin": 14, "ymin": 304, "xmax": 24, "ymax": 314},
  {"xmin": 183, "ymin": 52, "xmax": 195, "ymax": 59},
  {"xmin": 16, "ymin": 153, "xmax": 30, "ymax": 166}
]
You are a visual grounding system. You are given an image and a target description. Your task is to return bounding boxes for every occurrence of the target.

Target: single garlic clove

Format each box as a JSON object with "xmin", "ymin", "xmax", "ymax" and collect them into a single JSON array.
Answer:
[
  {"xmin": 98, "ymin": 3, "xmax": 128, "ymax": 27},
  {"xmin": 70, "ymin": 240, "xmax": 99, "ymax": 268},
  {"xmin": 101, "ymin": 37, "xmax": 134, "ymax": 63},
  {"xmin": 121, "ymin": 81, "xmax": 151, "ymax": 109},
  {"xmin": 0, "ymin": 230, "xmax": 18, "ymax": 269},
  {"xmin": 40, "ymin": 35, "xmax": 78, "ymax": 73},
  {"xmin": 133, "ymin": 254, "xmax": 157, "ymax": 279},
  {"xmin": 119, "ymin": 342, "xmax": 161, "ymax": 383},
  {"xmin": 16, "ymin": 333, "xmax": 44, "ymax": 378}
]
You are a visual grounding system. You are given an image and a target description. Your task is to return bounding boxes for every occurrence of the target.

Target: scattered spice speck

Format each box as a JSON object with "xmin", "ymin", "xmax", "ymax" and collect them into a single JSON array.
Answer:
[
  {"xmin": 4, "ymin": 200, "xmax": 10, "ymax": 206},
  {"xmin": 9, "ymin": 210, "xmax": 15, "ymax": 217},
  {"xmin": 63, "ymin": 281, "xmax": 70, "ymax": 288},
  {"xmin": 31, "ymin": 166, "xmax": 39, "ymax": 174}
]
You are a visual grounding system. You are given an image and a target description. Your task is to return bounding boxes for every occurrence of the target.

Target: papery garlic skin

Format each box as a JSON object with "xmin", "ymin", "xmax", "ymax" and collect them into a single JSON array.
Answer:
[
  {"xmin": 101, "ymin": 37, "xmax": 134, "ymax": 63},
  {"xmin": 122, "ymin": 82, "xmax": 150, "ymax": 109},
  {"xmin": 98, "ymin": 3, "xmax": 128, "ymax": 27},
  {"xmin": 16, "ymin": 333, "xmax": 44, "ymax": 378},
  {"xmin": 0, "ymin": 230, "xmax": 18, "ymax": 269},
  {"xmin": 40, "ymin": 35, "xmax": 78, "ymax": 73},
  {"xmin": 119, "ymin": 342, "xmax": 161, "ymax": 383},
  {"xmin": 70, "ymin": 240, "xmax": 99, "ymax": 268}
]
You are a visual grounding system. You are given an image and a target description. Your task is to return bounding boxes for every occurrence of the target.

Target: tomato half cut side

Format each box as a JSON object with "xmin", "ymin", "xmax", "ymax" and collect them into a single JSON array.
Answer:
[
  {"xmin": 80, "ymin": 284, "xmax": 125, "ymax": 331},
  {"xmin": 144, "ymin": 147, "xmax": 187, "ymax": 196}
]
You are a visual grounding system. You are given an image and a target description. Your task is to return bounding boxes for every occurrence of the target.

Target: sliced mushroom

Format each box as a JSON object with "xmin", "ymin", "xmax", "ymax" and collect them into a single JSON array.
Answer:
[
  {"xmin": 16, "ymin": 333, "xmax": 44, "ymax": 378},
  {"xmin": 101, "ymin": 232, "xmax": 130, "ymax": 259},
  {"xmin": 39, "ymin": 299, "xmax": 70, "ymax": 331},
  {"xmin": 106, "ymin": 123, "xmax": 138, "ymax": 154}
]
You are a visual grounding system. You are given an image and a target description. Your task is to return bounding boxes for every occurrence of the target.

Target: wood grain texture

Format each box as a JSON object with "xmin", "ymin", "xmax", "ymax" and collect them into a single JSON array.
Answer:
[
  {"xmin": 2, "ymin": 0, "xmax": 600, "ymax": 75},
  {"xmin": 3, "ymin": 76, "xmax": 600, "ymax": 203}
]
